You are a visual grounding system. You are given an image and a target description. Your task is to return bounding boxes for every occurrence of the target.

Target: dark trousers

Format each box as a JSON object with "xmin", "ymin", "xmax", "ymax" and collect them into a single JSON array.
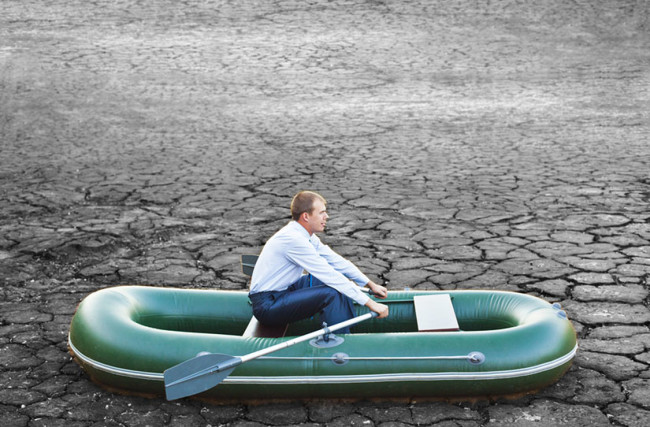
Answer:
[{"xmin": 249, "ymin": 275, "xmax": 356, "ymax": 334}]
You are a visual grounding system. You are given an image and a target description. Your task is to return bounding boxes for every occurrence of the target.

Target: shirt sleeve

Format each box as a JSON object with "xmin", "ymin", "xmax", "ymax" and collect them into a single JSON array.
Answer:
[
  {"xmin": 311, "ymin": 235, "xmax": 371, "ymax": 286},
  {"xmin": 284, "ymin": 236, "xmax": 370, "ymax": 305}
]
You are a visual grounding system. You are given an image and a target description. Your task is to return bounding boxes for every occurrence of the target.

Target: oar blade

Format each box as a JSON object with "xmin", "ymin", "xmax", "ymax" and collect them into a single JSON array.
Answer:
[{"xmin": 164, "ymin": 353, "xmax": 239, "ymax": 400}]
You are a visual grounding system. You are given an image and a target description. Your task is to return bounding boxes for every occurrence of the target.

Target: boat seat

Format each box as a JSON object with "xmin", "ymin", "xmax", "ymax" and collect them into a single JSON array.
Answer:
[
  {"xmin": 243, "ymin": 316, "xmax": 288, "ymax": 338},
  {"xmin": 413, "ymin": 294, "xmax": 460, "ymax": 332},
  {"xmin": 240, "ymin": 254, "xmax": 288, "ymax": 338}
]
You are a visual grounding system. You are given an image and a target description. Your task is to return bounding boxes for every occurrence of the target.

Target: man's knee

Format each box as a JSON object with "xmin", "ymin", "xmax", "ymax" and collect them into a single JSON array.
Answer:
[{"xmin": 315, "ymin": 285, "xmax": 343, "ymax": 304}]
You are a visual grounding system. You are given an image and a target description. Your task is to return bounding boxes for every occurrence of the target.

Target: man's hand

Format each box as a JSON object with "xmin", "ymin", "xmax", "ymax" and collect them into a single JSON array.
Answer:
[
  {"xmin": 365, "ymin": 299, "xmax": 389, "ymax": 318},
  {"xmin": 366, "ymin": 281, "xmax": 388, "ymax": 299}
]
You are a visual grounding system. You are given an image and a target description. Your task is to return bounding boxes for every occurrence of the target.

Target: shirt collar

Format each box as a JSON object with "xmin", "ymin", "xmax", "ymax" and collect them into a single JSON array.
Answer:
[{"xmin": 289, "ymin": 220, "xmax": 312, "ymax": 239}]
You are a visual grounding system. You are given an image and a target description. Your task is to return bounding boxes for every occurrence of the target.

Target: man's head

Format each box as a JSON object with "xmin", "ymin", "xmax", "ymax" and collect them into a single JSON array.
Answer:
[{"xmin": 291, "ymin": 191, "xmax": 328, "ymax": 234}]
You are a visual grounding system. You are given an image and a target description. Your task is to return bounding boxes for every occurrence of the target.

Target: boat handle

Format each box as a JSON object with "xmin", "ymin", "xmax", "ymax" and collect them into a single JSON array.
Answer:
[
  {"xmin": 260, "ymin": 352, "xmax": 487, "ymax": 365},
  {"xmin": 468, "ymin": 351, "xmax": 486, "ymax": 365}
]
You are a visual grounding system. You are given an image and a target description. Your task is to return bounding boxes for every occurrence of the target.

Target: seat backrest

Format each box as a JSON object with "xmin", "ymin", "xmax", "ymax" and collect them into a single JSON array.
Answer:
[{"xmin": 241, "ymin": 254, "xmax": 259, "ymax": 277}]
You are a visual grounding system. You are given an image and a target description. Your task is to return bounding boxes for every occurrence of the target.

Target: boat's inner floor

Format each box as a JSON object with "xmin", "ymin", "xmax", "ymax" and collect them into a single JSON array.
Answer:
[
  {"xmin": 136, "ymin": 303, "xmax": 519, "ymax": 336},
  {"xmin": 138, "ymin": 316, "xmax": 515, "ymax": 336}
]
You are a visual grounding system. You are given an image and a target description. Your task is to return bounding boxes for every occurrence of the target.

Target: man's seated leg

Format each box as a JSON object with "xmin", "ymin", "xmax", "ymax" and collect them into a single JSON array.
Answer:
[
  {"xmin": 288, "ymin": 275, "xmax": 356, "ymax": 333},
  {"xmin": 252, "ymin": 276, "xmax": 355, "ymax": 333}
]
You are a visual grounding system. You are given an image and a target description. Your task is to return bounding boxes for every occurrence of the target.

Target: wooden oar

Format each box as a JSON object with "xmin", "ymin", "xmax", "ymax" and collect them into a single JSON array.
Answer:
[{"xmin": 164, "ymin": 311, "xmax": 378, "ymax": 400}]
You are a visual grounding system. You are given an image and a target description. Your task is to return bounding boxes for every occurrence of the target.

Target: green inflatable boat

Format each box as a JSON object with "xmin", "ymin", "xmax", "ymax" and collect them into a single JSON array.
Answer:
[{"xmin": 68, "ymin": 285, "xmax": 577, "ymax": 400}]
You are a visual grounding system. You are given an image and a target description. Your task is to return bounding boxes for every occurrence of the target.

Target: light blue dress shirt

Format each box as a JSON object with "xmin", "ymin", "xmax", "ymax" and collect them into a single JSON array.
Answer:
[{"xmin": 250, "ymin": 221, "xmax": 371, "ymax": 305}]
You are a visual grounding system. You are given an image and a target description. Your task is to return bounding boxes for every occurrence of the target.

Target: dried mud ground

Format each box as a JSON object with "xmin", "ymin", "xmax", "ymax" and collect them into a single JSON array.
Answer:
[{"xmin": 1, "ymin": 1, "xmax": 649, "ymax": 426}]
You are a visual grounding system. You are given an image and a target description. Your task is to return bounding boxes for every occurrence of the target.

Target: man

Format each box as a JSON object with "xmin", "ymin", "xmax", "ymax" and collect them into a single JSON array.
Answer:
[{"xmin": 249, "ymin": 191, "xmax": 389, "ymax": 333}]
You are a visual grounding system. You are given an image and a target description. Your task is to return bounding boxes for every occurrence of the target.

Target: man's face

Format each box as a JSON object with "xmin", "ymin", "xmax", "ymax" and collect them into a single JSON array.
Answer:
[{"xmin": 305, "ymin": 199, "xmax": 329, "ymax": 234}]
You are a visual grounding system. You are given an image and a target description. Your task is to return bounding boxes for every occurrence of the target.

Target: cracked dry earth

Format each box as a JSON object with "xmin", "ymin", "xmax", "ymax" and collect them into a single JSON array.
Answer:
[{"xmin": 1, "ymin": 1, "xmax": 649, "ymax": 426}]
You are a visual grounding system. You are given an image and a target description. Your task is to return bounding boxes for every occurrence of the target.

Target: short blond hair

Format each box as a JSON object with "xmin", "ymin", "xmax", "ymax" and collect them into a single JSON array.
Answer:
[{"xmin": 291, "ymin": 191, "xmax": 326, "ymax": 221}]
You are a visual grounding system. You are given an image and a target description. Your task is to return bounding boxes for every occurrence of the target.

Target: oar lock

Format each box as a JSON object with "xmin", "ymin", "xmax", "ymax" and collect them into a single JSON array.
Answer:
[{"xmin": 310, "ymin": 322, "xmax": 345, "ymax": 348}]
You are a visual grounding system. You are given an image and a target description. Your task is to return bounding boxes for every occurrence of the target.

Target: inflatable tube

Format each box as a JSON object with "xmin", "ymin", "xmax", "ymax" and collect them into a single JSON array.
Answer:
[{"xmin": 68, "ymin": 286, "xmax": 577, "ymax": 400}]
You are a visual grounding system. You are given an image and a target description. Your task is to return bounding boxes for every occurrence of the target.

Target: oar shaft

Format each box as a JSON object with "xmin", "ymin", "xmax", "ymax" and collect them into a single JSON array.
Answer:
[
  {"xmin": 164, "ymin": 311, "xmax": 378, "ymax": 399},
  {"xmin": 241, "ymin": 312, "xmax": 375, "ymax": 363}
]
